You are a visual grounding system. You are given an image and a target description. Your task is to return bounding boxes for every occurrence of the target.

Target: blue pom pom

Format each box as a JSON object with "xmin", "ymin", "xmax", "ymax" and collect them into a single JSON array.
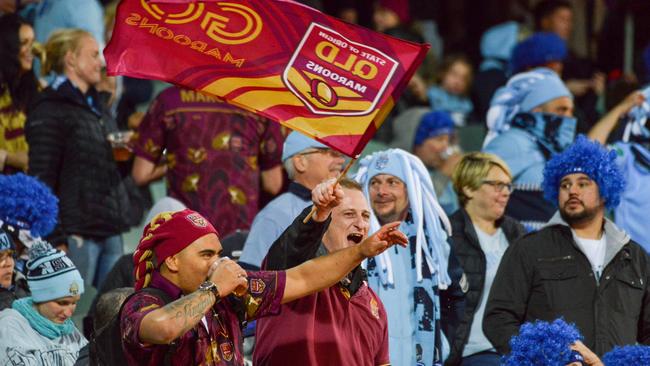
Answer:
[
  {"xmin": 0, "ymin": 173, "xmax": 58, "ymax": 237},
  {"xmin": 502, "ymin": 318, "xmax": 583, "ymax": 366},
  {"xmin": 542, "ymin": 135, "xmax": 625, "ymax": 209},
  {"xmin": 602, "ymin": 345, "xmax": 650, "ymax": 366}
]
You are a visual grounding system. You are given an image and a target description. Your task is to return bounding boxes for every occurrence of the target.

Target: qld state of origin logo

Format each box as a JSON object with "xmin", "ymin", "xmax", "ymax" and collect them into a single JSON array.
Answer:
[{"xmin": 283, "ymin": 23, "xmax": 398, "ymax": 116}]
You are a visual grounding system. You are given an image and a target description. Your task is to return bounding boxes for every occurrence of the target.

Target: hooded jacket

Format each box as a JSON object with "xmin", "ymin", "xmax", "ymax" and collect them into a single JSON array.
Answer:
[
  {"xmin": 483, "ymin": 212, "xmax": 650, "ymax": 356},
  {"xmin": 25, "ymin": 79, "xmax": 133, "ymax": 240}
]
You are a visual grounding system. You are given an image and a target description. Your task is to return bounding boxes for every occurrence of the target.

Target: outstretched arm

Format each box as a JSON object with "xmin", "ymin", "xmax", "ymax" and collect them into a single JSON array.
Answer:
[{"xmin": 282, "ymin": 221, "xmax": 407, "ymax": 304}]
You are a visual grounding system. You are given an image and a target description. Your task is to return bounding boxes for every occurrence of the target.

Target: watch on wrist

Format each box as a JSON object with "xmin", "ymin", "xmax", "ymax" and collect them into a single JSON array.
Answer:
[{"xmin": 198, "ymin": 280, "xmax": 221, "ymax": 303}]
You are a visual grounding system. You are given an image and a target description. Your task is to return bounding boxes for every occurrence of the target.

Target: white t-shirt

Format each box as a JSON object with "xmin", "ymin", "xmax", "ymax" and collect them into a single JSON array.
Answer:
[
  {"xmin": 463, "ymin": 225, "xmax": 509, "ymax": 357},
  {"xmin": 575, "ymin": 235, "xmax": 607, "ymax": 279}
]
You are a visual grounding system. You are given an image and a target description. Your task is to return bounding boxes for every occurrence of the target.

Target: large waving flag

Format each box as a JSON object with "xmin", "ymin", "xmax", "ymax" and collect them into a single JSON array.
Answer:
[{"xmin": 105, "ymin": 0, "xmax": 429, "ymax": 156}]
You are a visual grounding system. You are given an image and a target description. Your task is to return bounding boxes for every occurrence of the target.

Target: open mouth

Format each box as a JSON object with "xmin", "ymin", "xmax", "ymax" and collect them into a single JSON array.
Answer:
[{"xmin": 347, "ymin": 233, "xmax": 363, "ymax": 244}]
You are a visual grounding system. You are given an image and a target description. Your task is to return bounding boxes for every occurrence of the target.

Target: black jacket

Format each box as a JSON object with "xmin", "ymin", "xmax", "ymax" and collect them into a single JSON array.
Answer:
[
  {"xmin": 26, "ymin": 80, "xmax": 134, "ymax": 240},
  {"xmin": 445, "ymin": 209, "xmax": 525, "ymax": 365},
  {"xmin": 483, "ymin": 214, "xmax": 650, "ymax": 356}
]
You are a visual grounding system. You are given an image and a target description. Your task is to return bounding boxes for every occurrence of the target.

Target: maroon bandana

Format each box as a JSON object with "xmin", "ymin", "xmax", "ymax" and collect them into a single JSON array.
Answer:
[{"xmin": 134, "ymin": 209, "xmax": 218, "ymax": 290}]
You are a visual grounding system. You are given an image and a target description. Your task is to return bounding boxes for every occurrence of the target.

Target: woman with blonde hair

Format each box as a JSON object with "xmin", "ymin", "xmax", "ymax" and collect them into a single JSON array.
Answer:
[
  {"xmin": 25, "ymin": 28, "xmax": 133, "ymax": 290},
  {"xmin": 445, "ymin": 152, "xmax": 526, "ymax": 366}
]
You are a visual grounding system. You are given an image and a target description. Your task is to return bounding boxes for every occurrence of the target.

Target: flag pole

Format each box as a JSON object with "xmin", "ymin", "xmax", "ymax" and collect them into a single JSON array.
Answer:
[{"xmin": 302, "ymin": 156, "xmax": 358, "ymax": 224}]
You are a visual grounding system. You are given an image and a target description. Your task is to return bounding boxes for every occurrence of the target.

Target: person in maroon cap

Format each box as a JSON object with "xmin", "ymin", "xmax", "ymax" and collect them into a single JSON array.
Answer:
[{"xmin": 120, "ymin": 180, "xmax": 408, "ymax": 366}]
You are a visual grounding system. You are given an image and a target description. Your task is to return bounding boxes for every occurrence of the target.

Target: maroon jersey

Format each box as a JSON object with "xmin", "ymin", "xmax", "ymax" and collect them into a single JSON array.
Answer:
[
  {"xmin": 254, "ymin": 281, "xmax": 390, "ymax": 365},
  {"xmin": 121, "ymin": 271, "xmax": 285, "ymax": 366},
  {"xmin": 132, "ymin": 86, "xmax": 284, "ymax": 236}
]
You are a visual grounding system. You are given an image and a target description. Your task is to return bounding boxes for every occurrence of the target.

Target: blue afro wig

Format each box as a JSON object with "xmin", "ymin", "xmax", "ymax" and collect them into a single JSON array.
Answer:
[
  {"xmin": 602, "ymin": 345, "xmax": 650, "ymax": 366},
  {"xmin": 542, "ymin": 135, "xmax": 625, "ymax": 209},
  {"xmin": 0, "ymin": 173, "xmax": 58, "ymax": 237},
  {"xmin": 502, "ymin": 318, "xmax": 583, "ymax": 366}
]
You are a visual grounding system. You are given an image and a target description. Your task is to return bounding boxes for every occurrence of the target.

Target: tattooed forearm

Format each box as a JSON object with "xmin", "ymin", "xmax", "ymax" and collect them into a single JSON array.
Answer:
[
  {"xmin": 163, "ymin": 291, "xmax": 215, "ymax": 338},
  {"xmin": 140, "ymin": 289, "xmax": 217, "ymax": 344}
]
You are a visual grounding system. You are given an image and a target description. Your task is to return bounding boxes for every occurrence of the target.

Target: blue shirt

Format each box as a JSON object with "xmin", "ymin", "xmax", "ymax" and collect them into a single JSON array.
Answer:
[
  {"xmin": 366, "ymin": 214, "xmax": 448, "ymax": 366},
  {"xmin": 613, "ymin": 142, "xmax": 650, "ymax": 253},
  {"xmin": 484, "ymin": 128, "xmax": 553, "ymax": 230},
  {"xmin": 483, "ymin": 128, "xmax": 545, "ymax": 185},
  {"xmin": 427, "ymin": 86, "xmax": 473, "ymax": 126},
  {"xmin": 239, "ymin": 182, "xmax": 311, "ymax": 268},
  {"xmin": 34, "ymin": 0, "xmax": 105, "ymax": 47}
]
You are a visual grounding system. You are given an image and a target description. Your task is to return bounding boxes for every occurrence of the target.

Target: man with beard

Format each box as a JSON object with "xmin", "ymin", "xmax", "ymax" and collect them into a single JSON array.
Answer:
[
  {"xmin": 355, "ymin": 148, "xmax": 466, "ymax": 366},
  {"xmin": 254, "ymin": 178, "xmax": 390, "ymax": 365},
  {"xmin": 483, "ymin": 135, "xmax": 650, "ymax": 356}
]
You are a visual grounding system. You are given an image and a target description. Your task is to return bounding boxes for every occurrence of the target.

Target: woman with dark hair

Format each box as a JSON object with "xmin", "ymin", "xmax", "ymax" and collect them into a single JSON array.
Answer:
[{"xmin": 0, "ymin": 13, "xmax": 39, "ymax": 174}]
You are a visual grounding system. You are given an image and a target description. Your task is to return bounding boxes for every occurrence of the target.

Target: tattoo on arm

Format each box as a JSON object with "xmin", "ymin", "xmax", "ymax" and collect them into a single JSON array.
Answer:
[{"xmin": 161, "ymin": 290, "xmax": 215, "ymax": 337}]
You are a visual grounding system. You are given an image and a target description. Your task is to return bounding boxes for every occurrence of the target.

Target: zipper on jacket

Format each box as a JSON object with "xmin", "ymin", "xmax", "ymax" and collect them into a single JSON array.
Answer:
[{"xmin": 537, "ymin": 255, "xmax": 574, "ymax": 263}]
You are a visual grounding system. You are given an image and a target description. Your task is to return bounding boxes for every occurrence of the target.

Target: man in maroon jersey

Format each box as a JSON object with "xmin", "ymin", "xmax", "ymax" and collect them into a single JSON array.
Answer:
[{"xmin": 254, "ymin": 178, "xmax": 390, "ymax": 366}]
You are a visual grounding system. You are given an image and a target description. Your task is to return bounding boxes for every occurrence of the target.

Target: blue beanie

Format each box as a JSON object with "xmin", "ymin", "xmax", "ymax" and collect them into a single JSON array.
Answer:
[
  {"xmin": 510, "ymin": 32, "xmax": 568, "ymax": 75},
  {"xmin": 281, "ymin": 131, "xmax": 329, "ymax": 162},
  {"xmin": 27, "ymin": 240, "xmax": 84, "ymax": 302},
  {"xmin": 502, "ymin": 318, "xmax": 583, "ymax": 366},
  {"xmin": 602, "ymin": 345, "xmax": 650, "ymax": 366},
  {"xmin": 413, "ymin": 110, "xmax": 455, "ymax": 146},
  {"xmin": 542, "ymin": 135, "xmax": 625, "ymax": 209},
  {"xmin": 0, "ymin": 173, "xmax": 58, "ymax": 237}
]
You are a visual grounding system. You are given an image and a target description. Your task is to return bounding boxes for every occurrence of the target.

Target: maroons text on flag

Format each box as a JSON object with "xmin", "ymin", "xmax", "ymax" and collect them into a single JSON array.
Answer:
[{"xmin": 105, "ymin": 0, "xmax": 429, "ymax": 156}]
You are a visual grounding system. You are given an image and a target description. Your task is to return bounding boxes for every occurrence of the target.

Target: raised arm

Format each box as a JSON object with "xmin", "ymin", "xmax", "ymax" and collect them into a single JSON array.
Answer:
[
  {"xmin": 137, "ymin": 258, "xmax": 247, "ymax": 344},
  {"xmin": 588, "ymin": 91, "xmax": 645, "ymax": 144},
  {"xmin": 263, "ymin": 179, "xmax": 342, "ymax": 270},
  {"xmin": 282, "ymin": 221, "xmax": 407, "ymax": 304}
]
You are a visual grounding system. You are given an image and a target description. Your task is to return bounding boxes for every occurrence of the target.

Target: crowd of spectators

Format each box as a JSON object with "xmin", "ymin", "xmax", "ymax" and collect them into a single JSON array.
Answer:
[{"xmin": 2, "ymin": 0, "xmax": 650, "ymax": 365}]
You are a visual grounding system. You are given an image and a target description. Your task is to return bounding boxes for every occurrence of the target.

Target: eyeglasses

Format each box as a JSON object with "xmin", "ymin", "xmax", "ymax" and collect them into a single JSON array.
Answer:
[
  {"xmin": 299, "ymin": 148, "xmax": 345, "ymax": 159},
  {"xmin": 481, "ymin": 180, "xmax": 513, "ymax": 193}
]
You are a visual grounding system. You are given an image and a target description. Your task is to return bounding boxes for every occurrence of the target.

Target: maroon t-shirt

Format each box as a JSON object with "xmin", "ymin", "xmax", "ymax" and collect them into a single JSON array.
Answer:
[
  {"xmin": 132, "ymin": 86, "xmax": 284, "ymax": 236},
  {"xmin": 254, "ymin": 281, "xmax": 390, "ymax": 366},
  {"xmin": 121, "ymin": 271, "xmax": 285, "ymax": 366}
]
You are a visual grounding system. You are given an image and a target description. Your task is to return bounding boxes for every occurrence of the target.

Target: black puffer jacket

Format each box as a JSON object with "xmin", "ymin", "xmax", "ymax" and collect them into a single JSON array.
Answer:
[
  {"xmin": 26, "ymin": 79, "xmax": 133, "ymax": 240},
  {"xmin": 445, "ymin": 208, "xmax": 526, "ymax": 365}
]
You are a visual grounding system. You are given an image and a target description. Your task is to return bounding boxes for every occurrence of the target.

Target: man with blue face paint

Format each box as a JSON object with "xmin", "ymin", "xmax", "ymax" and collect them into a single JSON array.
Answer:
[{"xmin": 483, "ymin": 67, "xmax": 577, "ymax": 231}]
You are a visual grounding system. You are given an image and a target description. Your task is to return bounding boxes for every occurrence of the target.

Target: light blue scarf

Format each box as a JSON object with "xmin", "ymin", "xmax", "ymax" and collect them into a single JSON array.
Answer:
[{"xmin": 12, "ymin": 297, "xmax": 76, "ymax": 339}]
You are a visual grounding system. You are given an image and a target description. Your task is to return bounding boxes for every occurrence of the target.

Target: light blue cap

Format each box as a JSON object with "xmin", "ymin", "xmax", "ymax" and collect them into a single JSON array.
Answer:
[{"xmin": 281, "ymin": 131, "xmax": 329, "ymax": 162}]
